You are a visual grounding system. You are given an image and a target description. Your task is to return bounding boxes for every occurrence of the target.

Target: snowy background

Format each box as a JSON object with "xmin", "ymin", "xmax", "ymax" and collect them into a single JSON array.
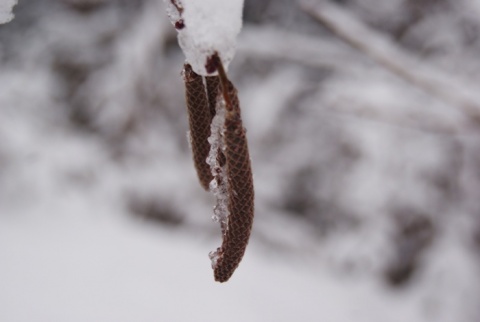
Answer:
[{"xmin": 1, "ymin": 0, "xmax": 480, "ymax": 321}]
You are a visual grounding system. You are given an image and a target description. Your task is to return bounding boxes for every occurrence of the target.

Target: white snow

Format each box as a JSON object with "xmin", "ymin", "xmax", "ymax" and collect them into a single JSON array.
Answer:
[
  {"xmin": 0, "ymin": 212, "xmax": 430, "ymax": 322},
  {"xmin": 164, "ymin": 0, "xmax": 244, "ymax": 75},
  {"xmin": 0, "ymin": 0, "xmax": 16, "ymax": 24},
  {"xmin": 1, "ymin": 198, "xmax": 477, "ymax": 322}
]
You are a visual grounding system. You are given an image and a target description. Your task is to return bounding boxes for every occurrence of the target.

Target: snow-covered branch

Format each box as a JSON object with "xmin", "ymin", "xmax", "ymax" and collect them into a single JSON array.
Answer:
[
  {"xmin": 164, "ymin": 0, "xmax": 244, "ymax": 75},
  {"xmin": 299, "ymin": 0, "xmax": 480, "ymax": 125},
  {"xmin": 238, "ymin": 25, "xmax": 464, "ymax": 136}
]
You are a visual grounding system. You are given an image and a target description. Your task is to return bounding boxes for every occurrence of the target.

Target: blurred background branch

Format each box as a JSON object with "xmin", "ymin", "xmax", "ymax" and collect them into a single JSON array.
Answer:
[{"xmin": 299, "ymin": 0, "xmax": 480, "ymax": 127}]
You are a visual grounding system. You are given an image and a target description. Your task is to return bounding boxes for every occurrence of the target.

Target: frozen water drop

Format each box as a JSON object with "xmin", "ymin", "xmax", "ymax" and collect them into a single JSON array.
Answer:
[
  {"xmin": 209, "ymin": 249, "xmax": 221, "ymax": 268},
  {"xmin": 209, "ymin": 179, "xmax": 218, "ymax": 191}
]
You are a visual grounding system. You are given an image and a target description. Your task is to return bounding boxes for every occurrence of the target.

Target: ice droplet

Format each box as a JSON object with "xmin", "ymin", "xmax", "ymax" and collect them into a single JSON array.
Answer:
[
  {"xmin": 209, "ymin": 178, "xmax": 218, "ymax": 191},
  {"xmin": 209, "ymin": 249, "xmax": 221, "ymax": 268}
]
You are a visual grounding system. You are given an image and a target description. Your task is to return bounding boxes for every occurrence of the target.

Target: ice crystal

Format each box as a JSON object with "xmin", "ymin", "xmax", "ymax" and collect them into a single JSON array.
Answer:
[
  {"xmin": 206, "ymin": 98, "xmax": 229, "ymax": 232},
  {"xmin": 208, "ymin": 248, "xmax": 221, "ymax": 269}
]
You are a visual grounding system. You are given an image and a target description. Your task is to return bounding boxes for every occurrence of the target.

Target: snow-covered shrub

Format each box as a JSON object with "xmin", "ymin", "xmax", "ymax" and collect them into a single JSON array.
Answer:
[{"xmin": 0, "ymin": 0, "xmax": 17, "ymax": 24}]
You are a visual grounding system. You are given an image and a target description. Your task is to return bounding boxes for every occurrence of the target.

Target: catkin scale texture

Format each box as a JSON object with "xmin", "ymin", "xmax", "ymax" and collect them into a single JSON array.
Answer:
[
  {"xmin": 206, "ymin": 76, "xmax": 220, "ymax": 118},
  {"xmin": 184, "ymin": 64, "xmax": 214, "ymax": 190},
  {"xmin": 213, "ymin": 79, "xmax": 255, "ymax": 283}
]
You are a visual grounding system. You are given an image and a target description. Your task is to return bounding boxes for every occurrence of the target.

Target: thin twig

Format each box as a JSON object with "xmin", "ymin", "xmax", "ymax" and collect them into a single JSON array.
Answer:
[{"xmin": 170, "ymin": 0, "xmax": 183, "ymax": 14}]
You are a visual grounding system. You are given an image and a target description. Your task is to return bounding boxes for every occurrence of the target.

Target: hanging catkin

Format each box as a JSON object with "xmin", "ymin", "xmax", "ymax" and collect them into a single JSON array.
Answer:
[
  {"xmin": 210, "ymin": 54, "xmax": 255, "ymax": 283},
  {"xmin": 183, "ymin": 55, "xmax": 254, "ymax": 283},
  {"xmin": 183, "ymin": 64, "xmax": 214, "ymax": 190}
]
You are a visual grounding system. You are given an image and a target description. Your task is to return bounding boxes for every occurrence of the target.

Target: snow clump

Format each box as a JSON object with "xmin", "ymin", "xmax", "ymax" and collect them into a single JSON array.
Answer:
[
  {"xmin": 0, "ymin": 0, "xmax": 17, "ymax": 24},
  {"xmin": 164, "ymin": 0, "xmax": 244, "ymax": 76}
]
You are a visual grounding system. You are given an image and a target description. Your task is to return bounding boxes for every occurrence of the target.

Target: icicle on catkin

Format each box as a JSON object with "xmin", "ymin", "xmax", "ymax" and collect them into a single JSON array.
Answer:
[
  {"xmin": 183, "ymin": 63, "xmax": 214, "ymax": 190},
  {"xmin": 208, "ymin": 54, "xmax": 255, "ymax": 283}
]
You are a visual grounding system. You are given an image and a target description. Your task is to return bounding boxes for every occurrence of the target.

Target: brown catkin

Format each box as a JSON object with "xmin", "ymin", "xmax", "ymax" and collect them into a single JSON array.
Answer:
[
  {"xmin": 205, "ymin": 75, "xmax": 226, "ymax": 168},
  {"xmin": 205, "ymin": 76, "xmax": 220, "ymax": 118},
  {"xmin": 184, "ymin": 64, "xmax": 214, "ymax": 190},
  {"xmin": 212, "ymin": 61, "xmax": 255, "ymax": 283}
]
